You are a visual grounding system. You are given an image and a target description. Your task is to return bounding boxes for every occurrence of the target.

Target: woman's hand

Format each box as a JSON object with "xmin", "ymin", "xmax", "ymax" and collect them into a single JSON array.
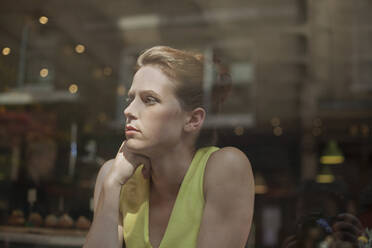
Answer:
[
  {"xmin": 281, "ymin": 235, "xmax": 298, "ymax": 248},
  {"xmin": 332, "ymin": 213, "xmax": 363, "ymax": 247},
  {"xmin": 105, "ymin": 141, "xmax": 151, "ymax": 187}
]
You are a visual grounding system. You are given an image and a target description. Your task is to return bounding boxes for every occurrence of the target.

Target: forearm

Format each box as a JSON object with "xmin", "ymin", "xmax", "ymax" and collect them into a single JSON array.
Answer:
[{"xmin": 83, "ymin": 182, "xmax": 122, "ymax": 248}]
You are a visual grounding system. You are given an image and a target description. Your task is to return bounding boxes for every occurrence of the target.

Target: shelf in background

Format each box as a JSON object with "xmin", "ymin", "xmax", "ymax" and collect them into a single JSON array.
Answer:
[{"xmin": 0, "ymin": 225, "xmax": 86, "ymax": 247}]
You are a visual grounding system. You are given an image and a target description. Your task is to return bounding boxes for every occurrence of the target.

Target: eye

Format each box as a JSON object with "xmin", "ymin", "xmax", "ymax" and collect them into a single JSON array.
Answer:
[
  {"xmin": 125, "ymin": 96, "xmax": 134, "ymax": 103},
  {"xmin": 144, "ymin": 96, "xmax": 158, "ymax": 104}
]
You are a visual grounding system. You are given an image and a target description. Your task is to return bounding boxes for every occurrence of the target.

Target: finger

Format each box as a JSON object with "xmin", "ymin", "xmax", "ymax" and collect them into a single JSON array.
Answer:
[
  {"xmin": 333, "ymin": 231, "xmax": 358, "ymax": 244},
  {"xmin": 333, "ymin": 222, "xmax": 359, "ymax": 236},
  {"xmin": 115, "ymin": 141, "xmax": 127, "ymax": 161},
  {"xmin": 286, "ymin": 240, "xmax": 298, "ymax": 248},
  {"xmin": 333, "ymin": 221, "xmax": 362, "ymax": 236},
  {"xmin": 116, "ymin": 140, "xmax": 126, "ymax": 157},
  {"xmin": 337, "ymin": 213, "xmax": 364, "ymax": 231},
  {"xmin": 282, "ymin": 235, "xmax": 297, "ymax": 248},
  {"xmin": 283, "ymin": 235, "xmax": 297, "ymax": 244}
]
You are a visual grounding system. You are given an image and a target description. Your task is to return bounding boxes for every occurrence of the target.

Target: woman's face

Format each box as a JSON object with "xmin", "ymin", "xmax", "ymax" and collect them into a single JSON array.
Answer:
[{"xmin": 124, "ymin": 65, "xmax": 187, "ymax": 154}]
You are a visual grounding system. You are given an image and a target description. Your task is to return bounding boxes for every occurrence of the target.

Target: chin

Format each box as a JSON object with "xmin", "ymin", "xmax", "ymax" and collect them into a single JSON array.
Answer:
[
  {"xmin": 125, "ymin": 139, "xmax": 141, "ymax": 149},
  {"xmin": 125, "ymin": 139, "xmax": 150, "ymax": 154}
]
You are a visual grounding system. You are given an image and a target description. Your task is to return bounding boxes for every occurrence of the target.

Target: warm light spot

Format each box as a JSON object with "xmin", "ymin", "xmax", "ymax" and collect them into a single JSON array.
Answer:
[
  {"xmin": 358, "ymin": 236, "xmax": 368, "ymax": 243},
  {"xmin": 2, "ymin": 47, "xmax": 10, "ymax": 56},
  {"xmin": 234, "ymin": 126, "xmax": 244, "ymax": 136},
  {"xmin": 40, "ymin": 68, "xmax": 49, "ymax": 78},
  {"xmin": 349, "ymin": 125, "xmax": 358, "ymax": 136},
  {"xmin": 0, "ymin": 106, "xmax": 6, "ymax": 114},
  {"xmin": 320, "ymin": 155, "xmax": 344, "ymax": 164},
  {"xmin": 93, "ymin": 68, "xmax": 103, "ymax": 79},
  {"xmin": 103, "ymin": 67, "xmax": 112, "ymax": 76},
  {"xmin": 83, "ymin": 124, "xmax": 93, "ymax": 133},
  {"xmin": 361, "ymin": 124, "xmax": 369, "ymax": 137},
  {"xmin": 271, "ymin": 117, "xmax": 280, "ymax": 127},
  {"xmin": 75, "ymin": 44, "xmax": 85, "ymax": 54},
  {"xmin": 69, "ymin": 84, "xmax": 78, "ymax": 94},
  {"xmin": 255, "ymin": 185, "xmax": 268, "ymax": 194},
  {"xmin": 39, "ymin": 16, "xmax": 48, "ymax": 24},
  {"xmin": 98, "ymin": 113, "xmax": 107, "ymax": 123},
  {"xmin": 316, "ymin": 174, "xmax": 335, "ymax": 183},
  {"xmin": 273, "ymin": 126, "xmax": 282, "ymax": 136},
  {"xmin": 312, "ymin": 127, "xmax": 322, "ymax": 137},
  {"xmin": 255, "ymin": 173, "xmax": 268, "ymax": 194},
  {"xmin": 117, "ymin": 85, "xmax": 126, "ymax": 96},
  {"xmin": 313, "ymin": 118, "xmax": 322, "ymax": 127}
]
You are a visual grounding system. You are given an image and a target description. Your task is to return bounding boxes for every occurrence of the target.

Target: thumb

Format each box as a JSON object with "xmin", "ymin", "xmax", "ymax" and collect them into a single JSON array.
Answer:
[{"xmin": 116, "ymin": 140, "xmax": 126, "ymax": 158}]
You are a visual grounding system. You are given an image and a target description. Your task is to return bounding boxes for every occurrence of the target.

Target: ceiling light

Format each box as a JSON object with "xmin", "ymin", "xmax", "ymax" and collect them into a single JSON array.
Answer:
[
  {"xmin": 69, "ymin": 84, "xmax": 78, "ymax": 94},
  {"xmin": 75, "ymin": 44, "xmax": 85, "ymax": 54},
  {"xmin": 2, "ymin": 47, "xmax": 11, "ymax": 56},
  {"xmin": 316, "ymin": 165, "xmax": 335, "ymax": 183},
  {"xmin": 39, "ymin": 16, "xmax": 48, "ymax": 24},
  {"xmin": 320, "ymin": 140, "xmax": 344, "ymax": 165},
  {"xmin": 40, "ymin": 68, "xmax": 49, "ymax": 78}
]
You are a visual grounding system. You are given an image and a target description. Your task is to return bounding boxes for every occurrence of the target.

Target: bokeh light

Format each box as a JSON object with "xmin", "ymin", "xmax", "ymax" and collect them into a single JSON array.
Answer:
[
  {"xmin": 2, "ymin": 47, "xmax": 11, "ymax": 56},
  {"xmin": 75, "ymin": 44, "xmax": 85, "ymax": 54},
  {"xmin": 40, "ymin": 68, "xmax": 49, "ymax": 78},
  {"xmin": 117, "ymin": 85, "xmax": 126, "ymax": 96},
  {"xmin": 103, "ymin": 67, "xmax": 112, "ymax": 76},
  {"xmin": 313, "ymin": 118, "xmax": 322, "ymax": 127},
  {"xmin": 39, "ymin": 16, "xmax": 48, "ymax": 24},
  {"xmin": 234, "ymin": 126, "xmax": 244, "ymax": 136},
  {"xmin": 273, "ymin": 126, "xmax": 283, "ymax": 136},
  {"xmin": 69, "ymin": 84, "xmax": 78, "ymax": 94},
  {"xmin": 271, "ymin": 117, "xmax": 280, "ymax": 127}
]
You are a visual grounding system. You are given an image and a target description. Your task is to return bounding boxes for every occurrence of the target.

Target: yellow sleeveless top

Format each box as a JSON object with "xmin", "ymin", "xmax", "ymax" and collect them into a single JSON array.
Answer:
[{"xmin": 119, "ymin": 146, "xmax": 219, "ymax": 248}]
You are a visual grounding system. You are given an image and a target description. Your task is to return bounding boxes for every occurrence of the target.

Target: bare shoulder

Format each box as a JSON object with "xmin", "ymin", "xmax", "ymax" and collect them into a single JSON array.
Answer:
[
  {"xmin": 209, "ymin": 146, "xmax": 251, "ymax": 166},
  {"xmin": 198, "ymin": 147, "xmax": 254, "ymax": 247},
  {"xmin": 206, "ymin": 146, "xmax": 253, "ymax": 177},
  {"xmin": 204, "ymin": 146, "xmax": 254, "ymax": 198}
]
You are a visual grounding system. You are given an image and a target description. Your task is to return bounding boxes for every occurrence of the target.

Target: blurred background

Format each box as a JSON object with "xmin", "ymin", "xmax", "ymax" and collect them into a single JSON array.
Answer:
[{"xmin": 0, "ymin": 0, "xmax": 372, "ymax": 247}]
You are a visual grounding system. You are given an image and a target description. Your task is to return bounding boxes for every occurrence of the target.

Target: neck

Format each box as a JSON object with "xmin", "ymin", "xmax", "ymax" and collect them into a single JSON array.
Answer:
[{"xmin": 148, "ymin": 143, "xmax": 196, "ymax": 200}]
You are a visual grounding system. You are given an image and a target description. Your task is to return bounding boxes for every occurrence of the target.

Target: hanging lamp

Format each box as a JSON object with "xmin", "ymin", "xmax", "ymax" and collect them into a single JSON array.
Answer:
[
  {"xmin": 320, "ymin": 140, "xmax": 344, "ymax": 165},
  {"xmin": 316, "ymin": 165, "xmax": 335, "ymax": 183}
]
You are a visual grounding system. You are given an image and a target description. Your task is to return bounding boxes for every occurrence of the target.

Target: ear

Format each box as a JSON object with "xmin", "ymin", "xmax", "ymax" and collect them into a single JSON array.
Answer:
[{"xmin": 184, "ymin": 107, "xmax": 206, "ymax": 132}]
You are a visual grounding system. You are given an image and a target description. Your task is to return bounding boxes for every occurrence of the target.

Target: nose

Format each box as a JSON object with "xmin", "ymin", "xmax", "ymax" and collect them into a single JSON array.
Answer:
[{"xmin": 124, "ymin": 100, "xmax": 137, "ymax": 121}]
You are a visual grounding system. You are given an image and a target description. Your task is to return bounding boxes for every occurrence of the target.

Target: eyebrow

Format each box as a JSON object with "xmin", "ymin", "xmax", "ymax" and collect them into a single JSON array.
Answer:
[{"xmin": 128, "ymin": 90, "xmax": 161, "ymax": 98}]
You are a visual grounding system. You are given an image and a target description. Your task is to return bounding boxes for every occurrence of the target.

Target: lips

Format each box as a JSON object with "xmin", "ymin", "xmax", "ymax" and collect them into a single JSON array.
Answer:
[{"xmin": 125, "ymin": 125, "xmax": 140, "ymax": 132}]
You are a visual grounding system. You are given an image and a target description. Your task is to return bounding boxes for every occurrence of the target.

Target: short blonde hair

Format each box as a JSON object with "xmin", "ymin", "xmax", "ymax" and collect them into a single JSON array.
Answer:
[
  {"xmin": 136, "ymin": 46, "xmax": 231, "ymax": 147},
  {"xmin": 137, "ymin": 46, "xmax": 204, "ymax": 111}
]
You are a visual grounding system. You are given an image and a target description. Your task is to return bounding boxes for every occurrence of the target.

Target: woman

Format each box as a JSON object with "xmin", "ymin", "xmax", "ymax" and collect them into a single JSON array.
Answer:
[{"xmin": 83, "ymin": 46, "xmax": 254, "ymax": 248}]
